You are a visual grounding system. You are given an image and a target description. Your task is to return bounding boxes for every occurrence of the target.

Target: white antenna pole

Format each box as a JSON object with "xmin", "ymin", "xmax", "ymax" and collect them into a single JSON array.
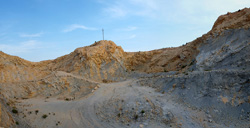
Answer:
[{"xmin": 102, "ymin": 28, "xmax": 104, "ymax": 41}]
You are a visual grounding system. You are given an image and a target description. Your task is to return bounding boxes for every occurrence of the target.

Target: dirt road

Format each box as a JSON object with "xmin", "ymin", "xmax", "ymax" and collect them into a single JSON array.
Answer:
[{"xmin": 17, "ymin": 79, "xmax": 218, "ymax": 128}]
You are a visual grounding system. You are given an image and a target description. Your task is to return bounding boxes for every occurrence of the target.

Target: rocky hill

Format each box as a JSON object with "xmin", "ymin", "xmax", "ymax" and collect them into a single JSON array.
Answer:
[{"xmin": 0, "ymin": 8, "xmax": 249, "ymax": 128}]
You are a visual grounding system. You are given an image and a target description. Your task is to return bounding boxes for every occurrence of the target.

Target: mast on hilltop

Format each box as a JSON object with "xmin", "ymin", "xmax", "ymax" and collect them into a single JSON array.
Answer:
[{"xmin": 102, "ymin": 28, "xmax": 104, "ymax": 41}]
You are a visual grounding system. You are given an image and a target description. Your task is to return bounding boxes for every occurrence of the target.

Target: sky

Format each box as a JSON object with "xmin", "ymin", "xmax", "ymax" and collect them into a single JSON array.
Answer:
[{"xmin": 0, "ymin": 0, "xmax": 249, "ymax": 62}]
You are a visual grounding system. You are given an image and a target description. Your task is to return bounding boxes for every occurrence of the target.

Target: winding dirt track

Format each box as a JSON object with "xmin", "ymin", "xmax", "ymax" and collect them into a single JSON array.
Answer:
[{"xmin": 18, "ymin": 79, "xmax": 216, "ymax": 128}]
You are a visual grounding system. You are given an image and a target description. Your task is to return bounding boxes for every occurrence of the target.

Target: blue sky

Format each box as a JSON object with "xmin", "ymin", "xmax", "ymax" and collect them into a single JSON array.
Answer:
[{"xmin": 0, "ymin": 0, "xmax": 249, "ymax": 62}]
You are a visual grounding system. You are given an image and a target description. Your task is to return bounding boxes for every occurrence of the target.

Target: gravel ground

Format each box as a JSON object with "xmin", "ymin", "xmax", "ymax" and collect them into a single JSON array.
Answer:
[{"xmin": 15, "ymin": 79, "xmax": 226, "ymax": 128}]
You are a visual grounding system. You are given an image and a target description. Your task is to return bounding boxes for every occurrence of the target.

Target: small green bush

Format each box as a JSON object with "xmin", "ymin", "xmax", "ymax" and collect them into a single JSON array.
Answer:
[
  {"xmin": 12, "ymin": 109, "xmax": 18, "ymax": 114},
  {"xmin": 181, "ymin": 65, "xmax": 186, "ymax": 69},
  {"xmin": 35, "ymin": 110, "xmax": 39, "ymax": 115},
  {"xmin": 16, "ymin": 121, "xmax": 19, "ymax": 125},
  {"xmin": 140, "ymin": 110, "xmax": 145, "ymax": 114},
  {"xmin": 117, "ymin": 113, "xmax": 121, "ymax": 117},
  {"xmin": 42, "ymin": 114, "xmax": 48, "ymax": 119}
]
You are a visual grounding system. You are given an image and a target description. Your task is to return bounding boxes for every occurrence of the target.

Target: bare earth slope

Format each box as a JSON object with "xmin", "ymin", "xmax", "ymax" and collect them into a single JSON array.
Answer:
[
  {"xmin": 0, "ymin": 8, "xmax": 249, "ymax": 128},
  {"xmin": 16, "ymin": 80, "xmax": 223, "ymax": 128}
]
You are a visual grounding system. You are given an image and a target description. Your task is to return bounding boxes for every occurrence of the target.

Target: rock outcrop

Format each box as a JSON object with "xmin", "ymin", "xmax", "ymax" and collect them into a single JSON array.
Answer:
[
  {"xmin": 49, "ymin": 41, "xmax": 128, "ymax": 82},
  {"xmin": 212, "ymin": 8, "xmax": 250, "ymax": 32}
]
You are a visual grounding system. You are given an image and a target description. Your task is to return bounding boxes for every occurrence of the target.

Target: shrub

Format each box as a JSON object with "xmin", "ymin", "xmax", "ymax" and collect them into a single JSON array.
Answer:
[
  {"xmin": 140, "ymin": 110, "xmax": 145, "ymax": 114},
  {"xmin": 42, "ymin": 114, "xmax": 48, "ymax": 119},
  {"xmin": 16, "ymin": 121, "xmax": 19, "ymax": 125},
  {"xmin": 102, "ymin": 79, "xmax": 108, "ymax": 83},
  {"xmin": 181, "ymin": 65, "xmax": 186, "ymax": 69},
  {"xmin": 134, "ymin": 114, "xmax": 138, "ymax": 120},
  {"xmin": 35, "ymin": 110, "xmax": 39, "ymax": 115},
  {"xmin": 117, "ymin": 113, "xmax": 121, "ymax": 117},
  {"xmin": 12, "ymin": 109, "xmax": 18, "ymax": 114}
]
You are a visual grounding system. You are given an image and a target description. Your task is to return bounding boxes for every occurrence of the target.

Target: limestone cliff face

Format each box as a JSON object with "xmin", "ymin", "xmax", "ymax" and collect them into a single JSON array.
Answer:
[
  {"xmin": 0, "ymin": 51, "xmax": 51, "ymax": 83},
  {"xmin": 50, "ymin": 40, "xmax": 128, "ymax": 82},
  {"xmin": 196, "ymin": 28, "xmax": 250, "ymax": 71},
  {"xmin": 212, "ymin": 8, "xmax": 250, "ymax": 32},
  {"xmin": 126, "ymin": 8, "xmax": 250, "ymax": 72},
  {"xmin": 196, "ymin": 8, "xmax": 250, "ymax": 71},
  {"xmin": 125, "ymin": 42, "xmax": 199, "ymax": 73}
]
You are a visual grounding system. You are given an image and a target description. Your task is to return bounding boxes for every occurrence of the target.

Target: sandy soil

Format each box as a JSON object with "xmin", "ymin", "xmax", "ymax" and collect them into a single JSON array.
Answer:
[{"xmin": 14, "ymin": 79, "xmax": 224, "ymax": 128}]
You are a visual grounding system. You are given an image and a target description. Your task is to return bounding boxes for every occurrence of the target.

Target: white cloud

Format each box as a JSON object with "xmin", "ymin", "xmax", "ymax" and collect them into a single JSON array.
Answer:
[
  {"xmin": 20, "ymin": 32, "xmax": 43, "ymax": 38},
  {"xmin": 128, "ymin": 34, "xmax": 136, "ymax": 39},
  {"xmin": 110, "ymin": 34, "xmax": 136, "ymax": 41},
  {"xmin": 63, "ymin": 24, "xmax": 97, "ymax": 32},
  {"xmin": 104, "ymin": 4, "xmax": 127, "ymax": 17},
  {"xmin": 0, "ymin": 40, "xmax": 41, "ymax": 54},
  {"xmin": 181, "ymin": 0, "xmax": 250, "ymax": 14},
  {"xmin": 102, "ymin": 0, "xmax": 163, "ymax": 18},
  {"xmin": 101, "ymin": 0, "xmax": 250, "ymax": 24},
  {"xmin": 118, "ymin": 26, "xmax": 138, "ymax": 31}
]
